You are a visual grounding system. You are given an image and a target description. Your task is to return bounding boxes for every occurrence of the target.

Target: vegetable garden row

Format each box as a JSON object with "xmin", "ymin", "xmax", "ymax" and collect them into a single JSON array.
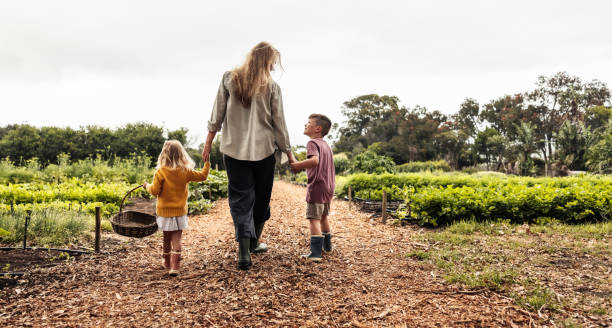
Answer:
[
  {"xmin": 0, "ymin": 157, "xmax": 229, "ymax": 245},
  {"xmin": 333, "ymin": 172, "xmax": 612, "ymax": 226}
]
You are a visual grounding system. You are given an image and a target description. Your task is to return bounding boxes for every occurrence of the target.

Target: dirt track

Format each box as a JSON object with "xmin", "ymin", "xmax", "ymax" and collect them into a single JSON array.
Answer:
[{"xmin": 0, "ymin": 181, "xmax": 539, "ymax": 327}]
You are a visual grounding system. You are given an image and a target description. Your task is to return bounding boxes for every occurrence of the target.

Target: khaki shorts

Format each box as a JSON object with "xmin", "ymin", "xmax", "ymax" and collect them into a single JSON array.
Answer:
[{"xmin": 306, "ymin": 202, "xmax": 330, "ymax": 220}]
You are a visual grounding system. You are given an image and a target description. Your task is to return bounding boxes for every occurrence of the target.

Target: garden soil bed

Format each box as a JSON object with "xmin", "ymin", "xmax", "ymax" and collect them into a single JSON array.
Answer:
[{"xmin": 0, "ymin": 181, "xmax": 540, "ymax": 327}]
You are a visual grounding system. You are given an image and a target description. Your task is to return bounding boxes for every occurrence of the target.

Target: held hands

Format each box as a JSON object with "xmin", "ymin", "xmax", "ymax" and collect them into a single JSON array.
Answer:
[
  {"xmin": 286, "ymin": 152, "xmax": 301, "ymax": 173},
  {"xmin": 287, "ymin": 151, "xmax": 297, "ymax": 164},
  {"xmin": 288, "ymin": 152, "xmax": 302, "ymax": 173},
  {"xmin": 201, "ymin": 144, "xmax": 211, "ymax": 163},
  {"xmin": 290, "ymin": 162, "xmax": 301, "ymax": 174}
]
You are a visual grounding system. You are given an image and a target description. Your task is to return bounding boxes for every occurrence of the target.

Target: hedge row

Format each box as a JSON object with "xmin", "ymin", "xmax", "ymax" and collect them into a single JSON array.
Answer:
[
  {"xmin": 336, "ymin": 172, "xmax": 612, "ymax": 225},
  {"xmin": 406, "ymin": 183, "xmax": 611, "ymax": 226},
  {"xmin": 337, "ymin": 172, "xmax": 612, "ymax": 201}
]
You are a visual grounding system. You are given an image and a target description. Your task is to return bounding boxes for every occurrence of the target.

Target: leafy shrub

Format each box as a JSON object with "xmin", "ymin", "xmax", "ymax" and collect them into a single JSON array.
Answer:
[
  {"xmin": 350, "ymin": 150, "xmax": 396, "ymax": 174},
  {"xmin": 397, "ymin": 160, "xmax": 451, "ymax": 173},
  {"xmin": 399, "ymin": 182, "xmax": 611, "ymax": 226},
  {"xmin": 188, "ymin": 169, "xmax": 228, "ymax": 214},
  {"xmin": 338, "ymin": 172, "xmax": 612, "ymax": 225},
  {"xmin": 334, "ymin": 153, "xmax": 351, "ymax": 175},
  {"xmin": 587, "ymin": 121, "xmax": 612, "ymax": 173}
]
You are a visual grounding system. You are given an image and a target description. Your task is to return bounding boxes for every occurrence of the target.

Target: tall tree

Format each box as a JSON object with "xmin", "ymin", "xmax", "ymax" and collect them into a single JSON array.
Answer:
[
  {"xmin": 335, "ymin": 94, "xmax": 402, "ymax": 152},
  {"xmin": 554, "ymin": 121, "xmax": 593, "ymax": 170},
  {"xmin": 527, "ymin": 72, "xmax": 610, "ymax": 175},
  {"xmin": 473, "ymin": 128, "xmax": 506, "ymax": 170},
  {"xmin": 586, "ymin": 119, "xmax": 612, "ymax": 174},
  {"xmin": 452, "ymin": 98, "xmax": 480, "ymax": 138},
  {"xmin": 0, "ymin": 125, "xmax": 42, "ymax": 163},
  {"xmin": 113, "ymin": 122, "xmax": 165, "ymax": 159},
  {"xmin": 515, "ymin": 122, "xmax": 541, "ymax": 176},
  {"xmin": 167, "ymin": 127, "xmax": 189, "ymax": 145}
]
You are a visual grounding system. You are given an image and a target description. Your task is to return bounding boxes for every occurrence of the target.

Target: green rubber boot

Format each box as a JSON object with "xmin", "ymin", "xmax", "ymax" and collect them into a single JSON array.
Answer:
[
  {"xmin": 323, "ymin": 232, "xmax": 333, "ymax": 253},
  {"xmin": 237, "ymin": 238, "xmax": 252, "ymax": 270},
  {"xmin": 250, "ymin": 221, "xmax": 268, "ymax": 253},
  {"xmin": 301, "ymin": 235, "xmax": 324, "ymax": 261}
]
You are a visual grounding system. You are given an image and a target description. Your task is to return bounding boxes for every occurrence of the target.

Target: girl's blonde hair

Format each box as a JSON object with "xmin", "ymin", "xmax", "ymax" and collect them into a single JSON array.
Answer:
[
  {"xmin": 232, "ymin": 41, "xmax": 282, "ymax": 108},
  {"xmin": 156, "ymin": 140, "xmax": 195, "ymax": 170}
]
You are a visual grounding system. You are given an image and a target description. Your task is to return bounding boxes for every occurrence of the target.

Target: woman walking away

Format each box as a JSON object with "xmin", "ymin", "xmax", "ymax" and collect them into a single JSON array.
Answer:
[
  {"xmin": 202, "ymin": 41, "xmax": 294, "ymax": 270},
  {"xmin": 145, "ymin": 140, "xmax": 210, "ymax": 276}
]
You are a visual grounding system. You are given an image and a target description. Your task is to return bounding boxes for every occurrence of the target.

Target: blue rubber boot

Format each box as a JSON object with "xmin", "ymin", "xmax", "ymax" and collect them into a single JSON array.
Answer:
[
  {"xmin": 301, "ymin": 235, "xmax": 324, "ymax": 261},
  {"xmin": 323, "ymin": 232, "xmax": 333, "ymax": 253}
]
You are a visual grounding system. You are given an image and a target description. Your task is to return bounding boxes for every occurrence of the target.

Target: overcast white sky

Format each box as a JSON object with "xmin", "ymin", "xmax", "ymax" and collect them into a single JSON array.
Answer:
[{"xmin": 1, "ymin": 0, "xmax": 611, "ymax": 147}]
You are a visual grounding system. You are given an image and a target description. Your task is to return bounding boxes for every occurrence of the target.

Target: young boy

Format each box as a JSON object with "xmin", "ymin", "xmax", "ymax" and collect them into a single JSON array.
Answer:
[{"xmin": 290, "ymin": 114, "xmax": 335, "ymax": 261}]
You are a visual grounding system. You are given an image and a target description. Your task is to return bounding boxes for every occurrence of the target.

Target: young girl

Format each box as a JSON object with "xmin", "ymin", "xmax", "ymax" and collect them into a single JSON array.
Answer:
[{"xmin": 144, "ymin": 140, "xmax": 210, "ymax": 276}]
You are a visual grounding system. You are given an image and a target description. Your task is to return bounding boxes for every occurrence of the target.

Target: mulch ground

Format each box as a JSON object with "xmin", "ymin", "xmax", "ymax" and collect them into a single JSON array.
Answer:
[{"xmin": 0, "ymin": 181, "xmax": 540, "ymax": 327}]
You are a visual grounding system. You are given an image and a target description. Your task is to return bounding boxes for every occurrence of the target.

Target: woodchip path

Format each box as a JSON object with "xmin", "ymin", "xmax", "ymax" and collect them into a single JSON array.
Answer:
[{"xmin": 0, "ymin": 181, "xmax": 539, "ymax": 327}]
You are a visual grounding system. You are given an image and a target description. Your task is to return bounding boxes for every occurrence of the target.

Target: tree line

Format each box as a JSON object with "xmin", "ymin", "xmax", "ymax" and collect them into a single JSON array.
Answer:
[
  {"xmin": 1, "ymin": 71, "xmax": 611, "ymax": 176},
  {"xmin": 332, "ymin": 72, "xmax": 612, "ymax": 175},
  {"xmin": 0, "ymin": 123, "xmax": 191, "ymax": 165}
]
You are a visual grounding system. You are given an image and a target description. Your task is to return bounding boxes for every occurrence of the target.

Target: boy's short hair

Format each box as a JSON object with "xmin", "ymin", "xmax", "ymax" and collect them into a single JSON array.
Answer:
[{"xmin": 309, "ymin": 114, "xmax": 332, "ymax": 137}]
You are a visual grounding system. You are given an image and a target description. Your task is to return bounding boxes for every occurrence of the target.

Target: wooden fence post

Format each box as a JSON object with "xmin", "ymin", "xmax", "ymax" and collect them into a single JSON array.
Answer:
[
  {"xmin": 215, "ymin": 163, "xmax": 218, "ymax": 171},
  {"xmin": 94, "ymin": 206, "xmax": 101, "ymax": 253},
  {"xmin": 23, "ymin": 210, "xmax": 31, "ymax": 250},
  {"xmin": 382, "ymin": 190, "xmax": 387, "ymax": 223},
  {"xmin": 348, "ymin": 185, "xmax": 352, "ymax": 210}
]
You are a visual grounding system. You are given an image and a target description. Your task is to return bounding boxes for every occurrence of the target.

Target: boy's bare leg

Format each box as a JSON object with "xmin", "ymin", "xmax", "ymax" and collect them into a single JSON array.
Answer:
[
  {"xmin": 303, "ymin": 219, "xmax": 324, "ymax": 261},
  {"xmin": 309, "ymin": 218, "xmax": 322, "ymax": 236},
  {"xmin": 320, "ymin": 215, "xmax": 330, "ymax": 233},
  {"xmin": 321, "ymin": 215, "xmax": 333, "ymax": 253}
]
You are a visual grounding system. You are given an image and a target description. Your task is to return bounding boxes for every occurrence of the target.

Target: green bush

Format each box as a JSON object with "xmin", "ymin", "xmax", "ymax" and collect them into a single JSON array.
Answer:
[
  {"xmin": 400, "ymin": 182, "xmax": 611, "ymax": 226},
  {"xmin": 350, "ymin": 150, "xmax": 396, "ymax": 174},
  {"xmin": 188, "ymin": 169, "xmax": 228, "ymax": 214},
  {"xmin": 337, "ymin": 172, "xmax": 612, "ymax": 200},
  {"xmin": 0, "ymin": 180, "xmax": 147, "ymax": 205},
  {"xmin": 1, "ymin": 154, "xmax": 154, "ymax": 184},
  {"xmin": 397, "ymin": 160, "xmax": 451, "ymax": 173},
  {"xmin": 338, "ymin": 172, "xmax": 612, "ymax": 225},
  {"xmin": 334, "ymin": 153, "xmax": 351, "ymax": 175}
]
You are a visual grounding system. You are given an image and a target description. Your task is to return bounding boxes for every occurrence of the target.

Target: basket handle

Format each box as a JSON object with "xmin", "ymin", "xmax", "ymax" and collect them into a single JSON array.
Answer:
[{"xmin": 119, "ymin": 184, "xmax": 145, "ymax": 214}]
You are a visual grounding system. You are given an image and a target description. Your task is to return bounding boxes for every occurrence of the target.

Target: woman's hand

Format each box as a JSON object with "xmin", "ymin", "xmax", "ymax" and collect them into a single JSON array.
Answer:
[
  {"xmin": 143, "ymin": 182, "xmax": 149, "ymax": 189},
  {"xmin": 287, "ymin": 151, "xmax": 297, "ymax": 164},
  {"xmin": 201, "ymin": 144, "xmax": 211, "ymax": 163},
  {"xmin": 202, "ymin": 131, "xmax": 217, "ymax": 163}
]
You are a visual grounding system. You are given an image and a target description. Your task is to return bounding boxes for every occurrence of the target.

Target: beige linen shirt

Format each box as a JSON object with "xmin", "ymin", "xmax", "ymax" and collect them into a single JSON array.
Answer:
[{"xmin": 207, "ymin": 71, "xmax": 291, "ymax": 161}]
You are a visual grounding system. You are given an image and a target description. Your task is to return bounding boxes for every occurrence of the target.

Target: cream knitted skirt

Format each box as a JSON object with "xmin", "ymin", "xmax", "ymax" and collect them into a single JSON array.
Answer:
[{"xmin": 156, "ymin": 215, "xmax": 188, "ymax": 231}]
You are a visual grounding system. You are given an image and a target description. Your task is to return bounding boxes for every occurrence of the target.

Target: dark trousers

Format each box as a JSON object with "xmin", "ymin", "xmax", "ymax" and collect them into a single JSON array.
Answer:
[{"xmin": 223, "ymin": 154, "xmax": 275, "ymax": 241}]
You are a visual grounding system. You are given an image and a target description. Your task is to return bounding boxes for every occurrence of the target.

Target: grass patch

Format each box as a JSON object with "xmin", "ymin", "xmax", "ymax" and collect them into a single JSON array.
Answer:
[
  {"xmin": 0, "ymin": 208, "xmax": 92, "ymax": 246},
  {"xmin": 514, "ymin": 285, "xmax": 558, "ymax": 312},
  {"xmin": 444, "ymin": 268, "xmax": 518, "ymax": 291},
  {"xmin": 408, "ymin": 219, "xmax": 611, "ymax": 325},
  {"xmin": 407, "ymin": 250, "xmax": 430, "ymax": 260},
  {"xmin": 528, "ymin": 221, "xmax": 612, "ymax": 239}
]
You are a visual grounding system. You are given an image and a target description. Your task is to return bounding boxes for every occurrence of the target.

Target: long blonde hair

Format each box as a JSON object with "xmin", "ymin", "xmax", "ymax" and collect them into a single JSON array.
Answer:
[
  {"xmin": 156, "ymin": 140, "xmax": 195, "ymax": 170},
  {"xmin": 232, "ymin": 41, "xmax": 281, "ymax": 108}
]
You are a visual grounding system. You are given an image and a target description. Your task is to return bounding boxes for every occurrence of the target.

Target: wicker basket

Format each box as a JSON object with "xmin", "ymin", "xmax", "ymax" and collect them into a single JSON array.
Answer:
[{"xmin": 110, "ymin": 185, "xmax": 157, "ymax": 238}]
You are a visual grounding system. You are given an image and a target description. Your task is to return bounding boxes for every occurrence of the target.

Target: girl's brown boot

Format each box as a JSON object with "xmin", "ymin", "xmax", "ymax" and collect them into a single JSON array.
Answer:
[
  {"xmin": 169, "ymin": 250, "xmax": 181, "ymax": 276},
  {"xmin": 162, "ymin": 252, "xmax": 170, "ymax": 270}
]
